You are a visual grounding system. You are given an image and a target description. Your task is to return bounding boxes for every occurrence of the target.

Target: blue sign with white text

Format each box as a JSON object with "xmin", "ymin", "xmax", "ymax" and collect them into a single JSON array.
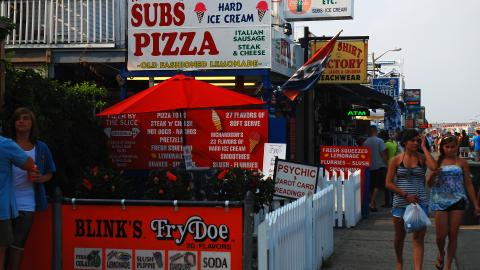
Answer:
[{"xmin": 372, "ymin": 78, "xmax": 400, "ymax": 99}]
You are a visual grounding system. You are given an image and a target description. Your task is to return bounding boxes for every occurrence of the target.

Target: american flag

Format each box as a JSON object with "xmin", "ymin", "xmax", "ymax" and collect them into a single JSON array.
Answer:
[{"xmin": 281, "ymin": 30, "xmax": 342, "ymax": 101}]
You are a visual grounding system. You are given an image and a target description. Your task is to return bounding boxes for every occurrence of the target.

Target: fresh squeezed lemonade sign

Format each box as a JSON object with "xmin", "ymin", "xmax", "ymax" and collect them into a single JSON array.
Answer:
[
  {"xmin": 320, "ymin": 146, "xmax": 370, "ymax": 176},
  {"xmin": 128, "ymin": 0, "xmax": 272, "ymax": 70}
]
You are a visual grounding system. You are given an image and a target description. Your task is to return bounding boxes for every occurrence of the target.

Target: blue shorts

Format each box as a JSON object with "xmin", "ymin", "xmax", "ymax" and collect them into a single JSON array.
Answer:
[{"xmin": 392, "ymin": 205, "xmax": 429, "ymax": 219}]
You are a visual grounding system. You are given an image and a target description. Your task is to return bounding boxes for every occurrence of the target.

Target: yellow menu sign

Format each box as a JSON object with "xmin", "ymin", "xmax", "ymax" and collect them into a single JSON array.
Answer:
[{"xmin": 313, "ymin": 39, "xmax": 368, "ymax": 84}]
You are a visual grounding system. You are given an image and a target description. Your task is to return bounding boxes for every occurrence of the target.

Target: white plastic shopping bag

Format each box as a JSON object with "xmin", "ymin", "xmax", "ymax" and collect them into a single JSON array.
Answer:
[{"xmin": 403, "ymin": 203, "xmax": 431, "ymax": 233}]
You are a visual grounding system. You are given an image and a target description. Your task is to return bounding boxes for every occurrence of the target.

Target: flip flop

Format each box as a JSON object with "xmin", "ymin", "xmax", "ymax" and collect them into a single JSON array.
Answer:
[{"xmin": 435, "ymin": 254, "xmax": 444, "ymax": 270}]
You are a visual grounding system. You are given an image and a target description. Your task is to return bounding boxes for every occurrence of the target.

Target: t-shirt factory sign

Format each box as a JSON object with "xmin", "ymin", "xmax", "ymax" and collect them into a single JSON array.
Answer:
[
  {"xmin": 312, "ymin": 38, "xmax": 368, "ymax": 84},
  {"xmin": 128, "ymin": 0, "xmax": 272, "ymax": 70}
]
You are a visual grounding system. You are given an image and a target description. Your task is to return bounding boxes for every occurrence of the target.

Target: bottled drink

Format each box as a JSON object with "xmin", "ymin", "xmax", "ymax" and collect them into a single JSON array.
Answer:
[{"xmin": 28, "ymin": 165, "xmax": 38, "ymax": 182}]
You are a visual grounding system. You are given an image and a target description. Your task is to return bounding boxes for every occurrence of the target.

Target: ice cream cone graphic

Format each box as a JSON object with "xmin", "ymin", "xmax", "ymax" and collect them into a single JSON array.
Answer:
[
  {"xmin": 211, "ymin": 110, "xmax": 222, "ymax": 131},
  {"xmin": 194, "ymin": 2, "xmax": 207, "ymax": 23},
  {"xmin": 256, "ymin": 1, "xmax": 268, "ymax": 22},
  {"xmin": 248, "ymin": 132, "xmax": 261, "ymax": 153}
]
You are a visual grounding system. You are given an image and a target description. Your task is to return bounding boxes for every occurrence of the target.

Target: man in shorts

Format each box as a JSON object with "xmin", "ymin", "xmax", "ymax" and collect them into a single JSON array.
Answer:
[
  {"xmin": 0, "ymin": 135, "xmax": 36, "ymax": 270},
  {"xmin": 363, "ymin": 126, "xmax": 388, "ymax": 211}
]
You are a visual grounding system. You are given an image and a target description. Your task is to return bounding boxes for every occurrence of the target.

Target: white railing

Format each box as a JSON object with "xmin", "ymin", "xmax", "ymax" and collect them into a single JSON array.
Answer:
[
  {"xmin": 256, "ymin": 170, "xmax": 363, "ymax": 270},
  {"xmin": 257, "ymin": 184, "xmax": 335, "ymax": 270},
  {"xmin": 0, "ymin": 0, "xmax": 123, "ymax": 48},
  {"xmin": 328, "ymin": 170, "xmax": 362, "ymax": 228}
]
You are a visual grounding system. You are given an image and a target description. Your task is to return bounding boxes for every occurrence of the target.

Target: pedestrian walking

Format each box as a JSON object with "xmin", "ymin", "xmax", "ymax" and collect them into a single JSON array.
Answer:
[
  {"xmin": 0, "ymin": 135, "xmax": 37, "ymax": 270},
  {"xmin": 472, "ymin": 130, "xmax": 480, "ymax": 161},
  {"xmin": 458, "ymin": 130, "xmax": 470, "ymax": 158},
  {"xmin": 382, "ymin": 130, "xmax": 399, "ymax": 207},
  {"xmin": 363, "ymin": 125, "xmax": 388, "ymax": 212},
  {"xmin": 4, "ymin": 107, "xmax": 56, "ymax": 270},
  {"xmin": 427, "ymin": 135, "xmax": 480, "ymax": 270},
  {"xmin": 385, "ymin": 129, "xmax": 437, "ymax": 270}
]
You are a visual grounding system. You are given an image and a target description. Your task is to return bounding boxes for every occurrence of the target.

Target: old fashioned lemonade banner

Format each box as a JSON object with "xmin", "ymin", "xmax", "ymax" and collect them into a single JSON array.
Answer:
[{"xmin": 128, "ymin": 0, "xmax": 272, "ymax": 70}]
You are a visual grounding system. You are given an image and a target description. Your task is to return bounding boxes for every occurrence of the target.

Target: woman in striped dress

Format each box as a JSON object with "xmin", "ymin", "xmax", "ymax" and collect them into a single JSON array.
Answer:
[
  {"xmin": 427, "ymin": 135, "xmax": 480, "ymax": 270},
  {"xmin": 386, "ymin": 129, "xmax": 437, "ymax": 270}
]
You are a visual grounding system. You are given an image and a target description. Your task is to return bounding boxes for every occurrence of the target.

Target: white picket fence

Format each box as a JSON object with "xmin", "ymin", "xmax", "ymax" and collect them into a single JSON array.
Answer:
[
  {"xmin": 256, "ymin": 170, "xmax": 362, "ymax": 270},
  {"xmin": 328, "ymin": 170, "xmax": 363, "ymax": 228},
  {"xmin": 257, "ymin": 184, "xmax": 335, "ymax": 270}
]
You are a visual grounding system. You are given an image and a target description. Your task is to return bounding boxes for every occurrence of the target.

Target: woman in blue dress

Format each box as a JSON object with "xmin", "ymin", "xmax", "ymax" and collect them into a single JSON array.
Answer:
[{"xmin": 428, "ymin": 135, "xmax": 480, "ymax": 270}]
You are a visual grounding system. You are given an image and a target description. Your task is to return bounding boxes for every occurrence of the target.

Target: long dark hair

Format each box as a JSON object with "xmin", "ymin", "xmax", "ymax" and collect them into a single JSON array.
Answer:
[
  {"xmin": 400, "ymin": 129, "xmax": 419, "ymax": 148},
  {"xmin": 10, "ymin": 107, "xmax": 39, "ymax": 144},
  {"xmin": 437, "ymin": 135, "xmax": 458, "ymax": 167}
]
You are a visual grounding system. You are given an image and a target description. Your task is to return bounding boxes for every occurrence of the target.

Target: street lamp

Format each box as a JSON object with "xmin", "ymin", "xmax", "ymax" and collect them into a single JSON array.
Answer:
[{"xmin": 372, "ymin": 48, "xmax": 402, "ymax": 78}]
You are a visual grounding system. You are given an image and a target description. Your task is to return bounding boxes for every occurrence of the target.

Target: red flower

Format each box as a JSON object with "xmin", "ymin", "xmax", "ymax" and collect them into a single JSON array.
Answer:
[
  {"xmin": 166, "ymin": 171, "xmax": 177, "ymax": 182},
  {"xmin": 82, "ymin": 178, "xmax": 93, "ymax": 191},
  {"xmin": 158, "ymin": 188, "xmax": 165, "ymax": 195},
  {"xmin": 217, "ymin": 169, "xmax": 229, "ymax": 180}
]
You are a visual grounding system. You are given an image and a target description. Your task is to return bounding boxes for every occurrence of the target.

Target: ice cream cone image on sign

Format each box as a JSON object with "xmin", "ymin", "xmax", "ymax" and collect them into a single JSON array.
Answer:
[
  {"xmin": 211, "ymin": 110, "xmax": 222, "ymax": 131},
  {"xmin": 248, "ymin": 132, "xmax": 261, "ymax": 153},
  {"xmin": 194, "ymin": 2, "xmax": 207, "ymax": 23},
  {"xmin": 256, "ymin": 1, "xmax": 268, "ymax": 22}
]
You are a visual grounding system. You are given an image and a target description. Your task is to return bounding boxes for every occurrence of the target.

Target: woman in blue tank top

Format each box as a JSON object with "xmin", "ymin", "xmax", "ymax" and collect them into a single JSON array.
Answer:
[
  {"xmin": 386, "ymin": 129, "xmax": 437, "ymax": 270},
  {"xmin": 427, "ymin": 135, "xmax": 479, "ymax": 270}
]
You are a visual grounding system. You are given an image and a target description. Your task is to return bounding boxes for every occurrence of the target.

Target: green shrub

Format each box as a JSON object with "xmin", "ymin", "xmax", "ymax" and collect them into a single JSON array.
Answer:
[{"xmin": 1, "ymin": 67, "xmax": 109, "ymax": 196}]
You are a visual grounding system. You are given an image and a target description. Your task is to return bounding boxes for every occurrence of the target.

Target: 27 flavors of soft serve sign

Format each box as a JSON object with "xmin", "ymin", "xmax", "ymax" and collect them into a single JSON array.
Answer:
[{"xmin": 128, "ymin": 0, "xmax": 272, "ymax": 70}]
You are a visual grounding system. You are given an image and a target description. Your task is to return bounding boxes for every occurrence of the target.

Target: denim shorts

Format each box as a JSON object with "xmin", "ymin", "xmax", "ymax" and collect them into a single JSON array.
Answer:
[{"xmin": 392, "ymin": 204, "xmax": 429, "ymax": 219}]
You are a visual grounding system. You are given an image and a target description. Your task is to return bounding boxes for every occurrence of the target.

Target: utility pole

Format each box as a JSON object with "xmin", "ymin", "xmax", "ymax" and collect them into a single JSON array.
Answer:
[
  {"xmin": 304, "ymin": 26, "xmax": 315, "ymax": 164},
  {"xmin": 0, "ymin": 23, "xmax": 6, "ymax": 111},
  {"xmin": 0, "ymin": 38, "xmax": 5, "ymax": 111}
]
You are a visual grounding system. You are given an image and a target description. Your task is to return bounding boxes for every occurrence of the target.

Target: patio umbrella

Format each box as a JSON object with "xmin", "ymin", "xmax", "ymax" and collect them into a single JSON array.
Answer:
[{"xmin": 97, "ymin": 74, "xmax": 265, "ymax": 116}]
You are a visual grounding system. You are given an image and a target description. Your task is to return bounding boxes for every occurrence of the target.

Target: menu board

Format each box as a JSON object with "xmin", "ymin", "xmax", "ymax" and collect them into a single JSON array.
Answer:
[{"xmin": 103, "ymin": 109, "xmax": 268, "ymax": 170}]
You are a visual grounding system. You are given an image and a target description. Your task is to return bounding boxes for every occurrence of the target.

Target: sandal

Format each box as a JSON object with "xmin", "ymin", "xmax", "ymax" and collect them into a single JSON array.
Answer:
[{"xmin": 435, "ymin": 254, "xmax": 444, "ymax": 270}]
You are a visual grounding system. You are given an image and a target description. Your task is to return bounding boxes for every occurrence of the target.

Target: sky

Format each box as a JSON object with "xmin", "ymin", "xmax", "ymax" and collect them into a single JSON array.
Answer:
[{"xmin": 296, "ymin": 0, "xmax": 480, "ymax": 123}]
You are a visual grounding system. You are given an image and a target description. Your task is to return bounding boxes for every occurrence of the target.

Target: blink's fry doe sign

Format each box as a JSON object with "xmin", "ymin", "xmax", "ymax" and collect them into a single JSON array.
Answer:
[
  {"xmin": 312, "ymin": 38, "xmax": 368, "ymax": 84},
  {"xmin": 62, "ymin": 205, "xmax": 243, "ymax": 270},
  {"xmin": 274, "ymin": 160, "xmax": 319, "ymax": 199}
]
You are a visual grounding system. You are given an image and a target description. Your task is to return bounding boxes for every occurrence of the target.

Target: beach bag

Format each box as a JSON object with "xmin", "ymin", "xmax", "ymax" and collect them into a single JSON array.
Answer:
[{"xmin": 403, "ymin": 203, "xmax": 431, "ymax": 233}]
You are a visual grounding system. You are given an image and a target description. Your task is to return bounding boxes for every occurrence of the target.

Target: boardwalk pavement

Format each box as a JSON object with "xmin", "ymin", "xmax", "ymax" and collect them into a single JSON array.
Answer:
[{"xmin": 325, "ymin": 206, "xmax": 480, "ymax": 270}]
